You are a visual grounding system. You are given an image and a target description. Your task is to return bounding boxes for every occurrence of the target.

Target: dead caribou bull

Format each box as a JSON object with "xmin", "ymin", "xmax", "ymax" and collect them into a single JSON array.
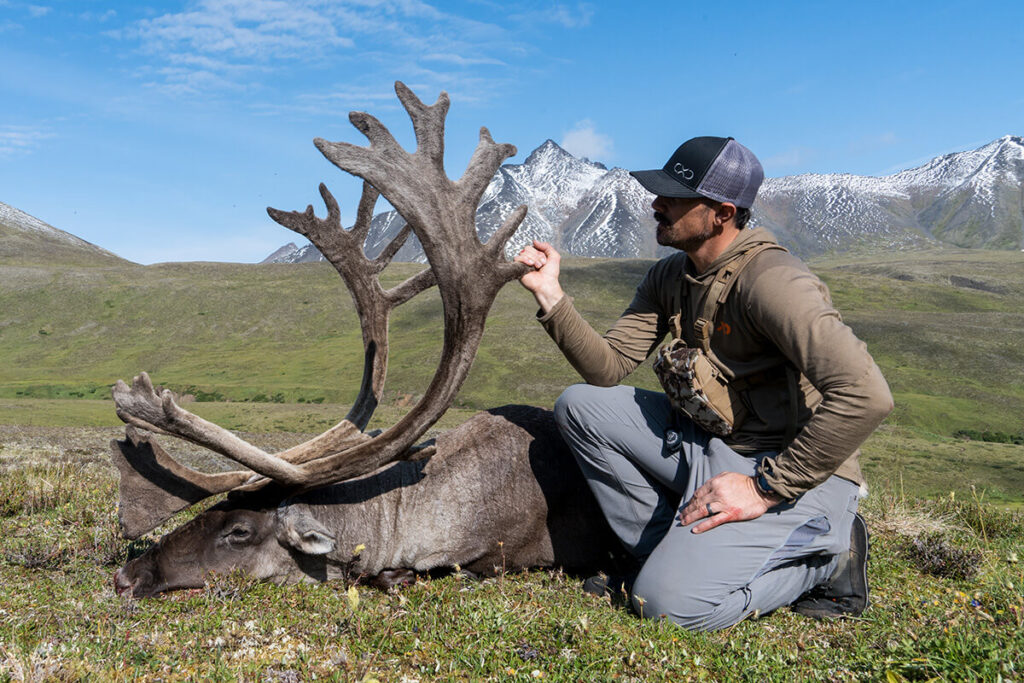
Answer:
[
  {"xmin": 113, "ymin": 406, "xmax": 619, "ymax": 597},
  {"xmin": 110, "ymin": 83, "xmax": 620, "ymax": 597}
]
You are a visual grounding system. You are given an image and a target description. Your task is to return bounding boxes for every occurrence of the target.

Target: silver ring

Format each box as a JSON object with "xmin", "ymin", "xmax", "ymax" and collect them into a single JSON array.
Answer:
[{"xmin": 705, "ymin": 503, "xmax": 714, "ymax": 516}]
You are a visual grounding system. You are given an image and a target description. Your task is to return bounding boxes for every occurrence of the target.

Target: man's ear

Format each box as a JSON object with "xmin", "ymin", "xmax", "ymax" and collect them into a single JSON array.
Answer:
[
  {"xmin": 715, "ymin": 202, "xmax": 737, "ymax": 226},
  {"xmin": 276, "ymin": 506, "xmax": 335, "ymax": 555}
]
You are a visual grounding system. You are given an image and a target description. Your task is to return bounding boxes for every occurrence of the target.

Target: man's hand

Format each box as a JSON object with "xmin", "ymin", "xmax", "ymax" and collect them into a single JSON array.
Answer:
[
  {"xmin": 678, "ymin": 472, "xmax": 784, "ymax": 534},
  {"xmin": 514, "ymin": 240, "xmax": 565, "ymax": 313}
]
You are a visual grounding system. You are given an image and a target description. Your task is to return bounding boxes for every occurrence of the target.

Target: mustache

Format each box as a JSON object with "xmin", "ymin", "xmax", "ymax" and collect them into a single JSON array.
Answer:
[{"xmin": 654, "ymin": 211, "xmax": 668, "ymax": 224}]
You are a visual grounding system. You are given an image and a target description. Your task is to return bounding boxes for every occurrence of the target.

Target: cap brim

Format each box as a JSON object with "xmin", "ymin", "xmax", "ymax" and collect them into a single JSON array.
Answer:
[{"xmin": 629, "ymin": 169, "xmax": 705, "ymax": 199}]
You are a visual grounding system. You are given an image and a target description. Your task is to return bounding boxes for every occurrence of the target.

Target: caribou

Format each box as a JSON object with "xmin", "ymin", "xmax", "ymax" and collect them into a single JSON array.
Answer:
[{"xmin": 111, "ymin": 83, "xmax": 621, "ymax": 598}]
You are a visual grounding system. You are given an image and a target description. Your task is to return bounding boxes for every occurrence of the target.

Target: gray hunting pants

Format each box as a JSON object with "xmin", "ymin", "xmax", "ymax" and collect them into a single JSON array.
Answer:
[{"xmin": 555, "ymin": 384, "xmax": 860, "ymax": 632}]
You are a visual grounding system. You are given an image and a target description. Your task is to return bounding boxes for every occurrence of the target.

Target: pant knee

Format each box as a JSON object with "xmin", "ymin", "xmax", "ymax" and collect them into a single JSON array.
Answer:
[
  {"xmin": 553, "ymin": 383, "xmax": 609, "ymax": 433},
  {"xmin": 552, "ymin": 384, "xmax": 580, "ymax": 430},
  {"xmin": 631, "ymin": 571, "xmax": 739, "ymax": 632}
]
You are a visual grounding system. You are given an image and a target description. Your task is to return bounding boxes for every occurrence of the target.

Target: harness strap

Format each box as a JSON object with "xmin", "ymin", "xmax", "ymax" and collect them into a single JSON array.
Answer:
[
  {"xmin": 689, "ymin": 241, "xmax": 801, "ymax": 444},
  {"xmin": 694, "ymin": 242, "xmax": 787, "ymax": 362}
]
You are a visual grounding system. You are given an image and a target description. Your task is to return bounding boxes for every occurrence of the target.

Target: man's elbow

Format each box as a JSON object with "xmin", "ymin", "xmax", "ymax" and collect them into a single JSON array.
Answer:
[
  {"xmin": 579, "ymin": 372, "xmax": 621, "ymax": 388},
  {"xmin": 571, "ymin": 359, "xmax": 633, "ymax": 388},
  {"xmin": 865, "ymin": 368, "xmax": 895, "ymax": 423}
]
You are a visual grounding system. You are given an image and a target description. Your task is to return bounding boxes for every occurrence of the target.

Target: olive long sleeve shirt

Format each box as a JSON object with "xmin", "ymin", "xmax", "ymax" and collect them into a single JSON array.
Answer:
[{"xmin": 539, "ymin": 228, "xmax": 893, "ymax": 499}]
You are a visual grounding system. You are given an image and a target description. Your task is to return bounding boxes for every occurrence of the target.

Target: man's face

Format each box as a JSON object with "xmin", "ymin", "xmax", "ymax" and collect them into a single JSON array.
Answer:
[{"xmin": 651, "ymin": 195, "xmax": 718, "ymax": 252}]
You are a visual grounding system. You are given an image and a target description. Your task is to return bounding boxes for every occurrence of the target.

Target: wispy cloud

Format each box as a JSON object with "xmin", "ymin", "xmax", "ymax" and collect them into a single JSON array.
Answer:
[
  {"xmin": 27, "ymin": 4, "xmax": 49, "ymax": 17},
  {"xmin": 421, "ymin": 53, "xmax": 506, "ymax": 67},
  {"xmin": 0, "ymin": 125, "xmax": 53, "ymax": 156},
  {"xmin": 114, "ymin": 0, "xmax": 517, "ymax": 99},
  {"xmin": 513, "ymin": 3, "xmax": 594, "ymax": 28},
  {"xmin": 561, "ymin": 119, "xmax": 612, "ymax": 161},
  {"xmin": 79, "ymin": 9, "xmax": 117, "ymax": 22},
  {"xmin": 251, "ymin": 83, "xmax": 403, "ymax": 117},
  {"xmin": 127, "ymin": 0, "xmax": 353, "ymax": 61}
]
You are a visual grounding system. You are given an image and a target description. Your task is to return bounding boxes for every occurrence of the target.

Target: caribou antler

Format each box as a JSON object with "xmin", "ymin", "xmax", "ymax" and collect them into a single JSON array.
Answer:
[{"xmin": 112, "ymin": 81, "xmax": 528, "ymax": 536}]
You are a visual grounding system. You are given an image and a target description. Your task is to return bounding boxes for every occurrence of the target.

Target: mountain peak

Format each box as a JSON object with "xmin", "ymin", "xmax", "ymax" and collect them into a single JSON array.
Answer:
[{"xmin": 524, "ymin": 139, "xmax": 571, "ymax": 163}]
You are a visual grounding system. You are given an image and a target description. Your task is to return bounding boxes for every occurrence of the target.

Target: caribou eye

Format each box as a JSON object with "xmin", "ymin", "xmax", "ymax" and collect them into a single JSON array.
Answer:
[{"xmin": 225, "ymin": 524, "xmax": 253, "ymax": 544}]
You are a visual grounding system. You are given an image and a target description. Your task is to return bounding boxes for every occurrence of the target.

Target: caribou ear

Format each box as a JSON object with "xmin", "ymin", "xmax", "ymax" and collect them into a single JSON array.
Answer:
[{"xmin": 276, "ymin": 507, "xmax": 336, "ymax": 555}]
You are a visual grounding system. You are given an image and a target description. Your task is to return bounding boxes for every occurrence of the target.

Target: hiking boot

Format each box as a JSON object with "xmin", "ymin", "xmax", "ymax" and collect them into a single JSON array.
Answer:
[{"xmin": 791, "ymin": 512, "xmax": 870, "ymax": 619}]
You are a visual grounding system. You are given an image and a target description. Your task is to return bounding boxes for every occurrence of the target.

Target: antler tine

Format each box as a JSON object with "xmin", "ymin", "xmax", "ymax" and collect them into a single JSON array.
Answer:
[
  {"xmin": 458, "ymin": 127, "xmax": 518, "ymax": 208},
  {"xmin": 486, "ymin": 204, "xmax": 529, "ymax": 257},
  {"xmin": 113, "ymin": 374, "xmax": 306, "ymax": 485},
  {"xmin": 386, "ymin": 267, "xmax": 436, "ymax": 307},
  {"xmin": 394, "ymin": 81, "xmax": 449, "ymax": 170},
  {"xmin": 351, "ymin": 181, "xmax": 380, "ymax": 245},
  {"xmin": 348, "ymin": 110, "xmax": 404, "ymax": 156},
  {"xmin": 374, "ymin": 224, "xmax": 414, "ymax": 270}
]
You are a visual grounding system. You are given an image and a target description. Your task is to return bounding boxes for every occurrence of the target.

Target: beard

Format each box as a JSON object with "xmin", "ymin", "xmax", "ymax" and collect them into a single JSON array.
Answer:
[{"xmin": 655, "ymin": 211, "xmax": 714, "ymax": 252}]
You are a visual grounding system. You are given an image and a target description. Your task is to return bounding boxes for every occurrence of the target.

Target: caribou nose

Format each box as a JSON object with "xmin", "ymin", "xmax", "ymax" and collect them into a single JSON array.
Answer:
[{"xmin": 113, "ymin": 568, "xmax": 135, "ymax": 596}]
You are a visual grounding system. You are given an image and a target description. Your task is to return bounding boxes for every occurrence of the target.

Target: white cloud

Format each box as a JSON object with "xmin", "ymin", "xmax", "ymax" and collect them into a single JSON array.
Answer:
[
  {"xmin": 421, "ymin": 53, "xmax": 505, "ymax": 67},
  {"xmin": 79, "ymin": 9, "xmax": 117, "ymax": 22},
  {"xmin": 251, "ymin": 84, "xmax": 402, "ymax": 116},
  {"xmin": 546, "ymin": 3, "xmax": 594, "ymax": 28},
  {"xmin": 560, "ymin": 119, "xmax": 612, "ymax": 161},
  {"xmin": 130, "ymin": 0, "xmax": 353, "ymax": 60},
  {"xmin": 0, "ymin": 125, "xmax": 53, "ymax": 156},
  {"xmin": 116, "ymin": 0, "xmax": 515, "ymax": 96},
  {"xmin": 27, "ymin": 4, "xmax": 50, "ymax": 17},
  {"xmin": 512, "ymin": 3, "xmax": 594, "ymax": 28}
]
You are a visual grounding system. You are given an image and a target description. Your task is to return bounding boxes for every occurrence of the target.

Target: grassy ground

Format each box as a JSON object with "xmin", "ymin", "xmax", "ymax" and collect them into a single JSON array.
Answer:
[
  {"xmin": 1, "ymin": 247, "xmax": 1023, "ymax": 679},
  {"xmin": 0, "ymin": 425, "xmax": 1022, "ymax": 681},
  {"xmin": 1, "ymin": 249, "xmax": 1021, "ymax": 434}
]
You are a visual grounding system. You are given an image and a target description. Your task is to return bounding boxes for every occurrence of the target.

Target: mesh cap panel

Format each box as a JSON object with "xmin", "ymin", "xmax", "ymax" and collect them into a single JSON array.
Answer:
[{"xmin": 695, "ymin": 139, "xmax": 764, "ymax": 208}]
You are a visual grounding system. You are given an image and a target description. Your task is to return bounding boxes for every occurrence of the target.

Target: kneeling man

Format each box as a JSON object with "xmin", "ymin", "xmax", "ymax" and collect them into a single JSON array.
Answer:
[{"xmin": 516, "ymin": 136, "xmax": 893, "ymax": 631}]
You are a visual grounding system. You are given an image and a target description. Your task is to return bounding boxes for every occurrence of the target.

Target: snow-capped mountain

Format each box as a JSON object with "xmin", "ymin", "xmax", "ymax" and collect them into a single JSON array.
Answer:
[
  {"xmin": 754, "ymin": 135, "xmax": 1024, "ymax": 255},
  {"xmin": 263, "ymin": 136, "xmax": 1024, "ymax": 263},
  {"xmin": 560, "ymin": 167, "xmax": 663, "ymax": 258}
]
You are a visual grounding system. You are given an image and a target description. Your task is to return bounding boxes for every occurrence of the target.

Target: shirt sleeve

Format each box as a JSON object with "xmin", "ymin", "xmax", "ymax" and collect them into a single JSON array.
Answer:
[
  {"xmin": 745, "ymin": 261, "xmax": 894, "ymax": 499},
  {"xmin": 538, "ymin": 263, "xmax": 670, "ymax": 386}
]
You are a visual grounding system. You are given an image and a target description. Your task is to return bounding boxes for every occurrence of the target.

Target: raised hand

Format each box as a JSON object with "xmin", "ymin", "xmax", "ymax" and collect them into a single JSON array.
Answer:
[{"xmin": 515, "ymin": 240, "xmax": 565, "ymax": 313}]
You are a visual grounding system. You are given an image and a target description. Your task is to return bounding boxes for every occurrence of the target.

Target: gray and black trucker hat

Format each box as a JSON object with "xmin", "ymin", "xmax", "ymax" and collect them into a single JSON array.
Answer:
[{"xmin": 630, "ymin": 136, "xmax": 764, "ymax": 209}]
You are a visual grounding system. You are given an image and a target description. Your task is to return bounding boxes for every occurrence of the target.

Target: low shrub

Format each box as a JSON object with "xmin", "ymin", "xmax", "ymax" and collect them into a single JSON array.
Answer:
[{"xmin": 901, "ymin": 532, "xmax": 983, "ymax": 580}]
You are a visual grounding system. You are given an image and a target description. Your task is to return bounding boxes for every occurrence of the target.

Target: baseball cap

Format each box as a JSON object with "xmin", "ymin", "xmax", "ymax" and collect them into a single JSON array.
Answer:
[{"xmin": 630, "ymin": 136, "xmax": 764, "ymax": 209}]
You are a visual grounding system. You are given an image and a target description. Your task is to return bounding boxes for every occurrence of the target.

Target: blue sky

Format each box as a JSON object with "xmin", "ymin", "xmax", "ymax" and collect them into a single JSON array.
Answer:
[{"xmin": 1, "ymin": 0, "xmax": 1021, "ymax": 264}]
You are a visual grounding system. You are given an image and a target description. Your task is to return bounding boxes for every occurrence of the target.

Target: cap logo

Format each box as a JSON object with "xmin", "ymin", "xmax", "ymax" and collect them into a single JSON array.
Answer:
[{"xmin": 672, "ymin": 162, "xmax": 694, "ymax": 180}]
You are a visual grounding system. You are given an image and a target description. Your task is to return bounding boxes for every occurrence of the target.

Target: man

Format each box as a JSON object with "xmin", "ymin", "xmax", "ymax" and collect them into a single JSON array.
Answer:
[{"xmin": 515, "ymin": 136, "xmax": 893, "ymax": 631}]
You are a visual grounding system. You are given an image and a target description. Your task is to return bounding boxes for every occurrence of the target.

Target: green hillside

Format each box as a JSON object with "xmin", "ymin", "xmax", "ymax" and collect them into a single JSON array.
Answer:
[
  {"xmin": 1, "ymin": 248, "xmax": 1022, "ymax": 500},
  {"xmin": 0, "ymin": 222, "xmax": 128, "ymax": 268}
]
